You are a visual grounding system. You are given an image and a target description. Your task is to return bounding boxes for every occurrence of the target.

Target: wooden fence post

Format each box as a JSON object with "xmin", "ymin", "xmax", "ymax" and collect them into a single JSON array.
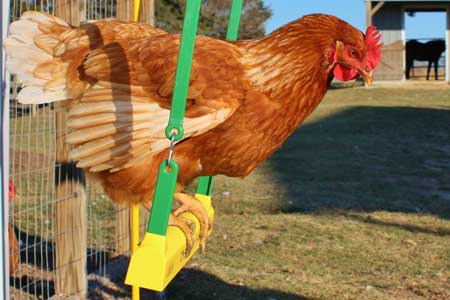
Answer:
[
  {"xmin": 54, "ymin": 106, "xmax": 88, "ymax": 300},
  {"xmin": 54, "ymin": 1, "xmax": 87, "ymax": 299},
  {"xmin": 54, "ymin": 0, "xmax": 86, "ymax": 25},
  {"xmin": 111, "ymin": 204, "xmax": 130, "ymax": 258},
  {"xmin": 117, "ymin": 0, "xmax": 133, "ymax": 21},
  {"xmin": 117, "ymin": 0, "xmax": 154, "ymax": 24},
  {"xmin": 141, "ymin": 0, "xmax": 155, "ymax": 25}
]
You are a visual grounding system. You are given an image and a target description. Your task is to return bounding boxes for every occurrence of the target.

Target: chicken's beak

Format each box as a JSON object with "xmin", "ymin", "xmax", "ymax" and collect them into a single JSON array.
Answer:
[{"xmin": 359, "ymin": 69, "xmax": 373, "ymax": 86}]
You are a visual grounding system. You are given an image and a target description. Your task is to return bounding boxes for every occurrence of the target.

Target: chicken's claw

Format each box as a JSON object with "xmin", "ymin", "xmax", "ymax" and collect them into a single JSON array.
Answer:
[
  {"xmin": 168, "ymin": 214, "xmax": 195, "ymax": 256},
  {"xmin": 173, "ymin": 193, "xmax": 211, "ymax": 253}
]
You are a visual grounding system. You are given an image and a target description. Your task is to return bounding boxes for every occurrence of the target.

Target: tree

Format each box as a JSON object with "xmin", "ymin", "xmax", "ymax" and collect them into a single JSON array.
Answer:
[
  {"xmin": 8, "ymin": 0, "xmax": 272, "ymax": 39},
  {"xmin": 155, "ymin": 0, "xmax": 272, "ymax": 39}
]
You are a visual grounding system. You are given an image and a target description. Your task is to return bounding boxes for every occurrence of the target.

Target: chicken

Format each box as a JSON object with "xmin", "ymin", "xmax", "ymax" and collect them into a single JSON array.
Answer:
[
  {"xmin": 8, "ymin": 181, "xmax": 19, "ymax": 274},
  {"xmin": 4, "ymin": 12, "xmax": 382, "ymax": 252},
  {"xmin": 9, "ymin": 225, "xmax": 19, "ymax": 275}
]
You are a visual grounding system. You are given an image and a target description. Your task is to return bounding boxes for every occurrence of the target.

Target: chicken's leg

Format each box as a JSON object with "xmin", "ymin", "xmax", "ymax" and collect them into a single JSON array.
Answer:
[
  {"xmin": 168, "ymin": 214, "xmax": 195, "ymax": 255},
  {"xmin": 173, "ymin": 192, "xmax": 211, "ymax": 253},
  {"xmin": 141, "ymin": 192, "xmax": 211, "ymax": 255}
]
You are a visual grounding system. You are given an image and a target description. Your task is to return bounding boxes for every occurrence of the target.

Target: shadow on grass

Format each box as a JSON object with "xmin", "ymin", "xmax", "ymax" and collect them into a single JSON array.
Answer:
[
  {"xmin": 87, "ymin": 256, "xmax": 311, "ymax": 300},
  {"xmin": 11, "ymin": 227, "xmax": 112, "ymax": 299},
  {"xmin": 268, "ymin": 106, "xmax": 450, "ymax": 220},
  {"xmin": 10, "ymin": 275, "xmax": 54, "ymax": 299},
  {"xmin": 11, "ymin": 228, "xmax": 55, "ymax": 299},
  {"xmin": 14, "ymin": 228, "xmax": 111, "ymax": 273},
  {"xmin": 168, "ymin": 268, "xmax": 312, "ymax": 300},
  {"xmin": 346, "ymin": 213, "xmax": 450, "ymax": 237}
]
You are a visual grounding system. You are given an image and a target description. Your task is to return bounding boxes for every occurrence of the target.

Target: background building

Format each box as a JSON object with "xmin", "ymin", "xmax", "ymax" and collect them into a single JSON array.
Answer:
[{"xmin": 367, "ymin": 0, "xmax": 450, "ymax": 82}]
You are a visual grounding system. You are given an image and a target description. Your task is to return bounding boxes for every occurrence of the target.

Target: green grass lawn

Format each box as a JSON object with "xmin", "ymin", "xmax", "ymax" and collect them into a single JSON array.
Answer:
[
  {"xmin": 167, "ymin": 85, "xmax": 450, "ymax": 300},
  {"xmin": 10, "ymin": 85, "xmax": 450, "ymax": 300}
]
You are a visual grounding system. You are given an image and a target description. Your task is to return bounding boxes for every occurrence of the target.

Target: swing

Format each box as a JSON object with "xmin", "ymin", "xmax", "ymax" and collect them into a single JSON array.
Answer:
[{"xmin": 125, "ymin": 0, "xmax": 244, "ymax": 293}]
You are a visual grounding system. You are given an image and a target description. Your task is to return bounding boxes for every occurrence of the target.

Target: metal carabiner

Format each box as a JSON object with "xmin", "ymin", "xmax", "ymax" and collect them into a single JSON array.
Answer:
[{"xmin": 167, "ymin": 133, "xmax": 176, "ymax": 166}]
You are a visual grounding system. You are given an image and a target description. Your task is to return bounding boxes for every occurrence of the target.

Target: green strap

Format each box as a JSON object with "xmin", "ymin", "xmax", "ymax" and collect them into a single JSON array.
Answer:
[
  {"xmin": 197, "ymin": 176, "xmax": 214, "ymax": 196},
  {"xmin": 148, "ymin": 0, "xmax": 201, "ymax": 235},
  {"xmin": 226, "ymin": 0, "xmax": 244, "ymax": 40},
  {"xmin": 165, "ymin": 0, "xmax": 202, "ymax": 141},
  {"xmin": 149, "ymin": 0, "xmax": 243, "ymax": 235},
  {"xmin": 147, "ymin": 161, "xmax": 179, "ymax": 235},
  {"xmin": 196, "ymin": 0, "xmax": 243, "ymax": 197}
]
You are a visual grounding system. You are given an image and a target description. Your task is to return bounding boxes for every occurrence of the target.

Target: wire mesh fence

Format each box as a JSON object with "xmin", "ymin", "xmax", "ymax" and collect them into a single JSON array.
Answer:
[
  {"xmin": 9, "ymin": 78, "xmax": 57, "ymax": 299},
  {"xmin": 86, "ymin": 0, "xmax": 116, "ymax": 19},
  {"xmin": 7, "ymin": 1, "xmax": 131, "ymax": 299}
]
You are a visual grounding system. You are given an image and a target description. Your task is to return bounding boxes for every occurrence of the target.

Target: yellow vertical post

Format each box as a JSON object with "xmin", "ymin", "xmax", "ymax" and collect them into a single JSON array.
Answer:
[
  {"xmin": 131, "ymin": 0, "xmax": 141, "ymax": 296},
  {"xmin": 131, "ymin": 204, "xmax": 140, "ymax": 300},
  {"xmin": 134, "ymin": 0, "xmax": 141, "ymax": 22}
]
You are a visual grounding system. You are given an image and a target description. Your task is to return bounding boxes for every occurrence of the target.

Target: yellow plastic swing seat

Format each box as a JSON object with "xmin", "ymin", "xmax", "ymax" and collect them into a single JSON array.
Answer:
[{"xmin": 125, "ymin": 194, "xmax": 214, "ymax": 291}]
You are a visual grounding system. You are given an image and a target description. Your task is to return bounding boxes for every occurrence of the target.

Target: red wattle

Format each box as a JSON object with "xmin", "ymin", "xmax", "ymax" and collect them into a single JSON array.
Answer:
[{"xmin": 333, "ymin": 64, "xmax": 358, "ymax": 81}]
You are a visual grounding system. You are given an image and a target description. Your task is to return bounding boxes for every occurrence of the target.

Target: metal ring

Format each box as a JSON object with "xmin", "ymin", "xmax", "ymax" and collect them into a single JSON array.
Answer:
[{"xmin": 167, "ymin": 133, "xmax": 176, "ymax": 166}]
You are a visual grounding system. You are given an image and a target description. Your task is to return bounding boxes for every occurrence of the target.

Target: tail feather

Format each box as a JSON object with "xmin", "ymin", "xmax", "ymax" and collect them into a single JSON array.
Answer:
[
  {"xmin": 34, "ymin": 34, "xmax": 61, "ymax": 55},
  {"xmin": 20, "ymin": 10, "xmax": 70, "ymax": 27},
  {"xmin": 9, "ymin": 19, "xmax": 42, "ymax": 40},
  {"xmin": 5, "ymin": 11, "xmax": 72, "ymax": 104},
  {"xmin": 16, "ymin": 86, "xmax": 68, "ymax": 104}
]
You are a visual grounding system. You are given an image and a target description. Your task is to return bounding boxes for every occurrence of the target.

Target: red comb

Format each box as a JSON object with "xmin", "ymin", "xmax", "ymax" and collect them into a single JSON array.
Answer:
[{"xmin": 365, "ymin": 25, "xmax": 383, "ymax": 70}]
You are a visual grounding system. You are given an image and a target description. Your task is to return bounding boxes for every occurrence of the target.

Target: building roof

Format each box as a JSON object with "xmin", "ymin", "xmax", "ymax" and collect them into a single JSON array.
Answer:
[
  {"xmin": 369, "ymin": 0, "xmax": 450, "ymax": 2},
  {"xmin": 369, "ymin": 1, "xmax": 449, "ymax": 13}
]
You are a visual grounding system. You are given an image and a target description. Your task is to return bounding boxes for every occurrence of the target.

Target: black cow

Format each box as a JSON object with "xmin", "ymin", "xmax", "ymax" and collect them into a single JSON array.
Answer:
[{"xmin": 405, "ymin": 39, "xmax": 446, "ymax": 80}]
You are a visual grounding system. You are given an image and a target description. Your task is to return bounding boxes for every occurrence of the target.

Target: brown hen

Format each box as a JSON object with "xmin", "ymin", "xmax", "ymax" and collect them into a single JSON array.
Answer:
[
  {"xmin": 8, "ymin": 181, "xmax": 19, "ymax": 274},
  {"xmin": 5, "ymin": 12, "xmax": 382, "ymax": 250}
]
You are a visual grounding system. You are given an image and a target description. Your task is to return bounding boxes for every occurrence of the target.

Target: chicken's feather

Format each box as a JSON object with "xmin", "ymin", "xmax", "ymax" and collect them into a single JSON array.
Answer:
[{"xmin": 64, "ymin": 34, "xmax": 244, "ymax": 172}]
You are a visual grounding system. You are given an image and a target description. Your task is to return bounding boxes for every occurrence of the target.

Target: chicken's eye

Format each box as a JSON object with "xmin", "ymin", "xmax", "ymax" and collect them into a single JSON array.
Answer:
[{"xmin": 350, "ymin": 49, "xmax": 358, "ymax": 58}]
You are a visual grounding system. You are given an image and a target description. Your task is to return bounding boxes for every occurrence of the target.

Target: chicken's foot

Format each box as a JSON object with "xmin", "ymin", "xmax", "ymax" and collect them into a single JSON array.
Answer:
[
  {"xmin": 168, "ymin": 213, "xmax": 195, "ymax": 255},
  {"xmin": 173, "ymin": 192, "xmax": 211, "ymax": 253}
]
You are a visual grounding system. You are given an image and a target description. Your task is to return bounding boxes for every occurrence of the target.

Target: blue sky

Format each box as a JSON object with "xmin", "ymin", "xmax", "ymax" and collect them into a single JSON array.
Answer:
[{"xmin": 263, "ymin": 0, "xmax": 447, "ymax": 40}]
